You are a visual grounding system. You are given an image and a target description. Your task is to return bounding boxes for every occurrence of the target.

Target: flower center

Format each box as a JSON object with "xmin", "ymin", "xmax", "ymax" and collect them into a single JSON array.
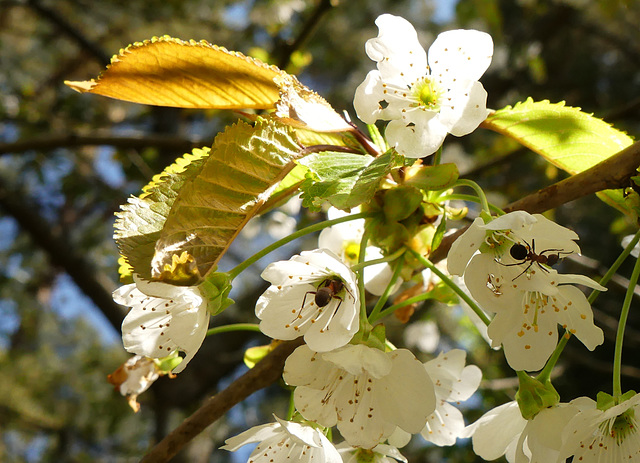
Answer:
[
  {"xmin": 413, "ymin": 77, "xmax": 443, "ymax": 109},
  {"xmin": 343, "ymin": 241, "xmax": 360, "ymax": 265}
]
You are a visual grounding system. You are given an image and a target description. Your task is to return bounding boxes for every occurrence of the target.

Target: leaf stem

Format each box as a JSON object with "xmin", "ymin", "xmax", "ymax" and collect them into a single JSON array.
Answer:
[
  {"xmin": 206, "ymin": 323, "xmax": 262, "ymax": 337},
  {"xmin": 408, "ymin": 248, "xmax": 491, "ymax": 326},
  {"xmin": 227, "ymin": 211, "xmax": 371, "ymax": 280},
  {"xmin": 438, "ymin": 193, "xmax": 504, "ymax": 215},
  {"xmin": 368, "ymin": 253, "xmax": 405, "ymax": 321}
]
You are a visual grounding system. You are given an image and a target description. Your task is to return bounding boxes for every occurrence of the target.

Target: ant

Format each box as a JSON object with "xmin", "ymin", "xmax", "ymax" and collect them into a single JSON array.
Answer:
[
  {"xmin": 497, "ymin": 239, "xmax": 572, "ymax": 281},
  {"xmin": 301, "ymin": 276, "xmax": 353, "ymax": 313}
]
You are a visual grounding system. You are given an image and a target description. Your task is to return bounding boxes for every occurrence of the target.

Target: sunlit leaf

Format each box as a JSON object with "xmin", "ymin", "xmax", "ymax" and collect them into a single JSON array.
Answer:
[
  {"xmin": 484, "ymin": 98, "xmax": 634, "ymax": 213},
  {"xmin": 150, "ymin": 118, "xmax": 301, "ymax": 282},
  {"xmin": 65, "ymin": 36, "xmax": 283, "ymax": 109},
  {"xmin": 115, "ymin": 147, "xmax": 211, "ymax": 281}
]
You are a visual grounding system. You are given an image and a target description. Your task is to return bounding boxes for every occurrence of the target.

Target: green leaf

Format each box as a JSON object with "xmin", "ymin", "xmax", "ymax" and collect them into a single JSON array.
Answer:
[
  {"xmin": 485, "ymin": 99, "xmax": 633, "ymax": 173},
  {"xmin": 150, "ymin": 118, "xmax": 301, "ymax": 282},
  {"xmin": 300, "ymin": 150, "xmax": 403, "ymax": 211},
  {"xmin": 485, "ymin": 99, "xmax": 634, "ymax": 214},
  {"xmin": 115, "ymin": 147, "xmax": 211, "ymax": 280},
  {"xmin": 66, "ymin": 36, "xmax": 283, "ymax": 109}
]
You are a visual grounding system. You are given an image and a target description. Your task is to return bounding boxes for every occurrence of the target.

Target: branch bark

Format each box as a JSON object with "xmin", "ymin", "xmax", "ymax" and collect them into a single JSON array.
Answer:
[
  {"xmin": 141, "ymin": 338, "xmax": 304, "ymax": 463},
  {"xmin": 431, "ymin": 141, "xmax": 640, "ymax": 263},
  {"xmin": 0, "ymin": 134, "xmax": 206, "ymax": 157}
]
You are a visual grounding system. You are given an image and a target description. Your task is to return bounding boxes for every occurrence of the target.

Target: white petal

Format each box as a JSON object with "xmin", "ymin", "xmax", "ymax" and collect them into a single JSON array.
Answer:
[
  {"xmin": 557, "ymin": 273, "xmax": 606, "ymax": 291},
  {"xmin": 221, "ymin": 422, "xmax": 280, "ymax": 451},
  {"xmin": 422, "ymin": 401, "xmax": 465, "ymax": 446},
  {"xmin": 354, "ymin": 71, "xmax": 390, "ymax": 124},
  {"xmin": 465, "ymin": 401, "xmax": 526, "ymax": 460},
  {"xmin": 322, "ymin": 344, "xmax": 392, "ymax": 378},
  {"xmin": 441, "ymin": 81, "xmax": 490, "ymax": 136},
  {"xmin": 367, "ymin": 14, "xmax": 427, "ymax": 84},
  {"xmin": 385, "ymin": 113, "xmax": 448, "ymax": 158},
  {"xmin": 447, "ymin": 218, "xmax": 487, "ymax": 275},
  {"xmin": 428, "ymin": 29, "xmax": 493, "ymax": 83},
  {"xmin": 553, "ymin": 285, "xmax": 604, "ymax": 351},
  {"xmin": 500, "ymin": 316, "xmax": 558, "ymax": 372}
]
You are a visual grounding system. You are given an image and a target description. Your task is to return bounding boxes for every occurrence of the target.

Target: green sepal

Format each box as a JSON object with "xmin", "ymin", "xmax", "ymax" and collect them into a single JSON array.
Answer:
[
  {"xmin": 431, "ymin": 214, "xmax": 447, "ymax": 252},
  {"xmin": 597, "ymin": 390, "xmax": 637, "ymax": 411},
  {"xmin": 200, "ymin": 272, "xmax": 234, "ymax": 316},
  {"xmin": 154, "ymin": 353, "xmax": 183, "ymax": 373},
  {"xmin": 515, "ymin": 372, "xmax": 560, "ymax": 419}
]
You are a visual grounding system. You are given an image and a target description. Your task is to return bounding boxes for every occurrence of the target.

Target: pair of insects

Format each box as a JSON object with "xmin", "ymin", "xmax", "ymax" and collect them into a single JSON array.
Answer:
[{"xmin": 498, "ymin": 238, "xmax": 572, "ymax": 280}]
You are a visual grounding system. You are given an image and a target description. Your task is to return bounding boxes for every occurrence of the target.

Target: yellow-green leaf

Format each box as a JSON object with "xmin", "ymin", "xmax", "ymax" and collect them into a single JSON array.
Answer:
[
  {"xmin": 66, "ymin": 36, "xmax": 283, "ymax": 109},
  {"xmin": 150, "ymin": 118, "xmax": 301, "ymax": 282}
]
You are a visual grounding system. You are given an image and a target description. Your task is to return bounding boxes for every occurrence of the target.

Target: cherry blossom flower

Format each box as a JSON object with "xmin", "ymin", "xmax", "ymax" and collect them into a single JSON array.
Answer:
[
  {"xmin": 559, "ymin": 394, "xmax": 640, "ymax": 462},
  {"xmin": 448, "ymin": 211, "xmax": 605, "ymax": 371},
  {"xmin": 283, "ymin": 344, "xmax": 435, "ymax": 449},
  {"xmin": 354, "ymin": 14, "xmax": 493, "ymax": 158},
  {"xmin": 221, "ymin": 415, "xmax": 341, "ymax": 463},
  {"xmin": 319, "ymin": 207, "xmax": 401, "ymax": 296},
  {"xmin": 420, "ymin": 349, "xmax": 482, "ymax": 446},
  {"xmin": 113, "ymin": 276, "xmax": 209, "ymax": 373},
  {"xmin": 464, "ymin": 401, "xmax": 579, "ymax": 462},
  {"xmin": 336, "ymin": 442, "xmax": 407, "ymax": 463},
  {"xmin": 107, "ymin": 355, "xmax": 162, "ymax": 412},
  {"xmin": 256, "ymin": 249, "xmax": 359, "ymax": 352}
]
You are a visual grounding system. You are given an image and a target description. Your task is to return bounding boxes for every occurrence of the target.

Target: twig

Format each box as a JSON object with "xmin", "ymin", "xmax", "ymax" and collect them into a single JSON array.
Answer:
[
  {"xmin": 0, "ymin": 134, "xmax": 206, "ymax": 156},
  {"xmin": 140, "ymin": 338, "xmax": 304, "ymax": 463}
]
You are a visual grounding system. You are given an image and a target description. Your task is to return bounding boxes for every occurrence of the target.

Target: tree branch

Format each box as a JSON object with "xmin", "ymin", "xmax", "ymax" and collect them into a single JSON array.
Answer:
[
  {"xmin": 141, "ymin": 338, "xmax": 304, "ymax": 463},
  {"xmin": 431, "ymin": 141, "xmax": 640, "ymax": 263},
  {"xmin": 0, "ymin": 179, "xmax": 125, "ymax": 332},
  {"xmin": 0, "ymin": 133, "xmax": 206, "ymax": 157}
]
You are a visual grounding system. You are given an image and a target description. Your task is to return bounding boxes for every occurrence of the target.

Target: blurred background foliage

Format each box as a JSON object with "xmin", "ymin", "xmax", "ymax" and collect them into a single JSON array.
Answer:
[{"xmin": 1, "ymin": 0, "xmax": 639, "ymax": 461}]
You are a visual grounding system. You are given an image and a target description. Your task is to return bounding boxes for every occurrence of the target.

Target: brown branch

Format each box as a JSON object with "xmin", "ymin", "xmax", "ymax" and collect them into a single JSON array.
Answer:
[
  {"xmin": 275, "ymin": 0, "xmax": 336, "ymax": 70},
  {"xmin": 0, "ymin": 179, "xmax": 125, "ymax": 333},
  {"xmin": 431, "ymin": 141, "xmax": 640, "ymax": 263},
  {"xmin": 26, "ymin": 0, "xmax": 111, "ymax": 66},
  {"xmin": 141, "ymin": 338, "xmax": 304, "ymax": 463},
  {"xmin": 0, "ymin": 134, "xmax": 206, "ymax": 156}
]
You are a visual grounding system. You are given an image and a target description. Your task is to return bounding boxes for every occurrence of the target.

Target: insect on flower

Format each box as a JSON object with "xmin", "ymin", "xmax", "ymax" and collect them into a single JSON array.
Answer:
[
  {"xmin": 302, "ymin": 276, "xmax": 354, "ymax": 313},
  {"xmin": 498, "ymin": 239, "xmax": 572, "ymax": 280}
]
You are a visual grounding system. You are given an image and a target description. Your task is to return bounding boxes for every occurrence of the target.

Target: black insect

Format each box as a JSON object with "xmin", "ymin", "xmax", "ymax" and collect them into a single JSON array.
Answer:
[
  {"xmin": 498, "ymin": 239, "xmax": 571, "ymax": 280},
  {"xmin": 301, "ymin": 276, "xmax": 352, "ymax": 312}
]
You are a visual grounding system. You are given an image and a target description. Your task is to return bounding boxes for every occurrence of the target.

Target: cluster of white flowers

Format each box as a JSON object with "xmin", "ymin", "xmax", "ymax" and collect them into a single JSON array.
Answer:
[{"xmin": 106, "ymin": 12, "xmax": 639, "ymax": 463}]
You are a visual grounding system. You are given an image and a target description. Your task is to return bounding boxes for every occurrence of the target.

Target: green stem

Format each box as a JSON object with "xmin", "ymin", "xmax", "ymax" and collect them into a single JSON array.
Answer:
[
  {"xmin": 588, "ymin": 229, "xmax": 640, "ymax": 305},
  {"xmin": 206, "ymin": 323, "xmax": 262, "ymax": 337},
  {"xmin": 408, "ymin": 248, "xmax": 491, "ymax": 326},
  {"xmin": 613, "ymin": 250, "xmax": 640, "ymax": 398},
  {"xmin": 227, "ymin": 211, "xmax": 371, "ymax": 280},
  {"xmin": 357, "ymin": 227, "xmax": 372, "ymax": 330},
  {"xmin": 372, "ymin": 291, "xmax": 436, "ymax": 322},
  {"xmin": 433, "ymin": 146, "xmax": 442, "ymax": 166},
  {"xmin": 349, "ymin": 247, "xmax": 406, "ymax": 272},
  {"xmin": 539, "ymin": 229, "xmax": 640, "ymax": 383},
  {"xmin": 287, "ymin": 390, "xmax": 296, "ymax": 420},
  {"xmin": 453, "ymin": 179, "xmax": 493, "ymax": 215},
  {"xmin": 369, "ymin": 254, "xmax": 405, "ymax": 321},
  {"xmin": 438, "ymin": 193, "xmax": 504, "ymax": 215}
]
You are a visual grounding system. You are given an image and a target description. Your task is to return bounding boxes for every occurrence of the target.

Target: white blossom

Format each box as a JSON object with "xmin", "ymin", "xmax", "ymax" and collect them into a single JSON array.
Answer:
[
  {"xmin": 221, "ymin": 415, "xmax": 342, "ymax": 463},
  {"xmin": 113, "ymin": 277, "xmax": 209, "ymax": 373},
  {"xmin": 447, "ymin": 211, "xmax": 605, "ymax": 371},
  {"xmin": 559, "ymin": 394, "xmax": 640, "ymax": 463},
  {"xmin": 354, "ymin": 14, "xmax": 493, "ymax": 158},
  {"xmin": 421, "ymin": 349, "xmax": 482, "ymax": 446},
  {"xmin": 107, "ymin": 355, "xmax": 161, "ymax": 412},
  {"xmin": 465, "ymin": 401, "xmax": 578, "ymax": 462},
  {"xmin": 256, "ymin": 249, "xmax": 359, "ymax": 352},
  {"xmin": 283, "ymin": 344, "xmax": 435, "ymax": 449}
]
